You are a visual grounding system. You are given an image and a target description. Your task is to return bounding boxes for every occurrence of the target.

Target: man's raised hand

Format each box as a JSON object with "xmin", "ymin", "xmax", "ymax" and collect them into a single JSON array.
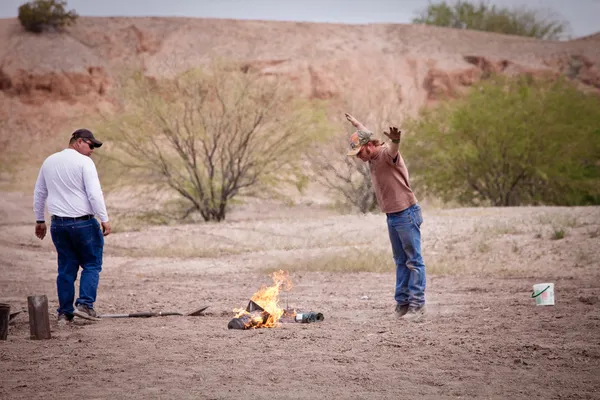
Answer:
[
  {"xmin": 383, "ymin": 127, "xmax": 401, "ymax": 142},
  {"xmin": 345, "ymin": 113, "xmax": 368, "ymax": 131},
  {"xmin": 345, "ymin": 113, "xmax": 359, "ymax": 127}
]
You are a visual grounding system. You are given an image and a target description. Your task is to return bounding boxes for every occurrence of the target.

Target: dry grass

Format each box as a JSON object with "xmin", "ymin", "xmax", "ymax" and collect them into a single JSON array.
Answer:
[
  {"xmin": 96, "ymin": 205, "xmax": 600, "ymax": 280},
  {"xmin": 1, "ymin": 183, "xmax": 598, "ymax": 281},
  {"xmin": 264, "ymin": 248, "xmax": 470, "ymax": 277},
  {"xmin": 268, "ymin": 250, "xmax": 393, "ymax": 274},
  {"xmin": 536, "ymin": 212, "xmax": 579, "ymax": 227},
  {"xmin": 107, "ymin": 243, "xmax": 252, "ymax": 259},
  {"xmin": 473, "ymin": 222, "xmax": 524, "ymax": 236}
]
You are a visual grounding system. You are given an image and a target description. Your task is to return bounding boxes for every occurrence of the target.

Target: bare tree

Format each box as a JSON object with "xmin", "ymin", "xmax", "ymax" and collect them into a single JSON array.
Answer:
[
  {"xmin": 309, "ymin": 133, "xmax": 378, "ymax": 213},
  {"xmin": 98, "ymin": 62, "xmax": 327, "ymax": 222}
]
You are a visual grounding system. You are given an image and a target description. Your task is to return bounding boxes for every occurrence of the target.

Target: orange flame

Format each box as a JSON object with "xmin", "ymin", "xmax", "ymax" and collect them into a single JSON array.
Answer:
[{"xmin": 233, "ymin": 270, "xmax": 293, "ymax": 328}]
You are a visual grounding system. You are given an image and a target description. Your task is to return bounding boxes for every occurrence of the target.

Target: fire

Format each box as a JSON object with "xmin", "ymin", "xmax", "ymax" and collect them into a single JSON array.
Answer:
[{"xmin": 232, "ymin": 270, "xmax": 293, "ymax": 329}]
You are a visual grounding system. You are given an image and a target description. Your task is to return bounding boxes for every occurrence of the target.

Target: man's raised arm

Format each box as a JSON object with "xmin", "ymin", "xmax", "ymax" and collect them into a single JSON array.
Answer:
[
  {"xmin": 345, "ymin": 113, "xmax": 369, "ymax": 132},
  {"xmin": 383, "ymin": 126, "xmax": 401, "ymax": 157}
]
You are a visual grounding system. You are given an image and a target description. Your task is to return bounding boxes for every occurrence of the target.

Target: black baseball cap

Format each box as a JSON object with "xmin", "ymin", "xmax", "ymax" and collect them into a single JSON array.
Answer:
[{"xmin": 72, "ymin": 129, "xmax": 102, "ymax": 148}]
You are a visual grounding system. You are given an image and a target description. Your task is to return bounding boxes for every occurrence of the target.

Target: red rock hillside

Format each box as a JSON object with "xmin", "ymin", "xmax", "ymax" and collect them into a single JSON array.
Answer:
[{"xmin": 1, "ymin": 17, "xmax": 599, "ymax": 180}]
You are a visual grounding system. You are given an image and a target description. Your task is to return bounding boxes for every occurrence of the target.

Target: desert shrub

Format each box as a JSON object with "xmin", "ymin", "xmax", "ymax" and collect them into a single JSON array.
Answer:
[
  {"xmin": 95, "ymin": 62, "xmax": 330, "ymax": 222},
  {"xmin": 18, "ymin": 0, "xmax": 78, "ymax": 33},
  {"xmin": 413, "ymin": 0, "xmax": 569, "ymax": 40},
  {"xmin": 404, "ymin": 75, "xmax": 600, "ymax": 206},
  {"xmin": 551, "ymin": 229, "xmax": 566, "ymax": 240}
]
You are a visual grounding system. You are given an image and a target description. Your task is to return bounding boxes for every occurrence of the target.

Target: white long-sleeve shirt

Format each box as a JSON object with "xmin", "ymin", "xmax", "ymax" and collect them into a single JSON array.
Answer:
[{"xmin": 33, "ymin": 149, "xmax": 109, "ymax": 223}]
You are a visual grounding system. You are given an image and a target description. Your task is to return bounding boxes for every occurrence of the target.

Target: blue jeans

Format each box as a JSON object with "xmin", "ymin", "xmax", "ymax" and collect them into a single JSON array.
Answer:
[
  {"xmin": 50, "ymin": 218, "xmax": 104, "ymax": 315},
  {"xmin": 386, "ymin": 204, "xmax": 426, "ymax": 307}
]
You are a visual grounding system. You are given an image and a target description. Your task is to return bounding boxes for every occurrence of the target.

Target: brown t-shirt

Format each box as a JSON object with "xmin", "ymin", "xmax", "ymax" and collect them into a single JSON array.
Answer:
[{"xmin": 369, "ymin": 144, "xmax": 417, "ymax": 214}]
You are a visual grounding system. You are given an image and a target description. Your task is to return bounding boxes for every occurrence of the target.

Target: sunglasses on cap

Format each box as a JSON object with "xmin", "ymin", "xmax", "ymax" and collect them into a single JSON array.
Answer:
[{"xmin": 82, "ymin": 139, "xmax": 96, "ymax": 149}]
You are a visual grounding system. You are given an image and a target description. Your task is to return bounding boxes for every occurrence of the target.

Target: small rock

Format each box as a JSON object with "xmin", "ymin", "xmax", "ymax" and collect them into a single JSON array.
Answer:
[{"xmin": 578, "ymin": 295, "xmax": 599, "ymax": 305}]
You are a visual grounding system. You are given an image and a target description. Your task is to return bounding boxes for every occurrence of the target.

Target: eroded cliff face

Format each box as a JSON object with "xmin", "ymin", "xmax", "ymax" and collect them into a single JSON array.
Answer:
[
  {"xmin": 0, "ymin": 66, "xmax": 108, "ymax": 104},
  {"xmin": 0, "ymin": 17, "xmax": 599, "ymax": 171},
  {"xmin": 1, "ymin": 18, "xmax": 599, "ymax": 104}
]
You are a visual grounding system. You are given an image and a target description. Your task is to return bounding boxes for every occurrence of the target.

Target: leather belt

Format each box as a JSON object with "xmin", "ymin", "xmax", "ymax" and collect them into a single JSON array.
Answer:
[{"xmin": 51, "ymin": 215, "xmax": 94, "ymax": 221}]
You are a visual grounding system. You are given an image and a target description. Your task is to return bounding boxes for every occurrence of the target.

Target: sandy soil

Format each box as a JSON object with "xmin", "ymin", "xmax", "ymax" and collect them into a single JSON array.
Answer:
[{"xmin": 1, "ymin": 190, "xmax": 599, "ymax": 400}]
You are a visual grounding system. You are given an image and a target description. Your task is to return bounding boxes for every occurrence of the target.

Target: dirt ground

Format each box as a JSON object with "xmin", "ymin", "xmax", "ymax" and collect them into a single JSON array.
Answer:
[{"xmin": 1, "ymin": 191, "xmax": 599, "ymax": 400}]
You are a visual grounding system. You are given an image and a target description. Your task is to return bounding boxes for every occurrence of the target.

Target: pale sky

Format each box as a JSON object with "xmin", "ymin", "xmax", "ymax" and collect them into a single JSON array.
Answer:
[{"xmin": 1, "ymin": 0, "xmax": 598, "ymax": 39}]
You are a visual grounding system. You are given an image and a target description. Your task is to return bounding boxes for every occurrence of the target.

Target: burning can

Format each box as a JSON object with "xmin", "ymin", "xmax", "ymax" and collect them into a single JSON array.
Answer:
[
  {"xmin": 294, "ymin": 312, "xmax": 324, "ymax": 323},
  {"xmin": 228, "ymin": 310, "xmax": 270, "ymax": 330}
]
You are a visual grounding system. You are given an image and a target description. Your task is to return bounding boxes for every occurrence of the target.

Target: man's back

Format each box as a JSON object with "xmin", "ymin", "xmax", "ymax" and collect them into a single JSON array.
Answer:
[{"xmin": 34, "ymin": 148, "xmax": 108, "ymax": 221}]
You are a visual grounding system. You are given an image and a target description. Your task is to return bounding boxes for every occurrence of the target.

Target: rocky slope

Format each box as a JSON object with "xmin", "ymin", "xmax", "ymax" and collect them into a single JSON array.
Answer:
[{"xmin": 1, "ymin": 17, "xmax": 599, "ymax": 180}]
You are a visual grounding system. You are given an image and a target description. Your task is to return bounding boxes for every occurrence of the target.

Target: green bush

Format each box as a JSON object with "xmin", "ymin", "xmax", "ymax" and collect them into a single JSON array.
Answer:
[
  {"xmin": 413, "ymin": 1, "xmax": 569, "ymax": 40},
  {"xmin": 404, "ymin": 75, "xmax": 600, "ymax": 206},
  {"xmin": 18, "ymin": 0, "xmax": 78, "ymax": 33}
]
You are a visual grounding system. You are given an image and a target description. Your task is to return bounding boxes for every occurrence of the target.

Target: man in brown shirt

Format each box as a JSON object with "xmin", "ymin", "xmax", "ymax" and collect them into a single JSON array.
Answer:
[{"xmin": 345, "ymin": 113, "xmax": 426, "ymax": 320}]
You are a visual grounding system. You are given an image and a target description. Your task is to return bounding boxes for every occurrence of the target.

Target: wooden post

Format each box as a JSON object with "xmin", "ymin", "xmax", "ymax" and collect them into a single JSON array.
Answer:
[
  {"xmin": 27, "ymin": 295, "xmax": 51, "ymax": 340},
  {"xmin": 0, "ymin": 303, "xmax": 10, "ymax": 340}
]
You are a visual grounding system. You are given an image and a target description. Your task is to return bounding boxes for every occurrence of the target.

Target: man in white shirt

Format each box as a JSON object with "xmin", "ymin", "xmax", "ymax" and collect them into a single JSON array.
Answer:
[{"xmin": 33, "ymin": 129, "xmax": 111, "ymax": 322}]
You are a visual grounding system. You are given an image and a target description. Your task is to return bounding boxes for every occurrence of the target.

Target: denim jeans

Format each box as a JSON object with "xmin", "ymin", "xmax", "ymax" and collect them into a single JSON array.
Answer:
[
  {"xmin": 386, "ymin": 204, "xmax": 426, "ymax": 307},
  {"xmin": 50, "ymin": 218, "xmax": 104, "ymax": 315}
]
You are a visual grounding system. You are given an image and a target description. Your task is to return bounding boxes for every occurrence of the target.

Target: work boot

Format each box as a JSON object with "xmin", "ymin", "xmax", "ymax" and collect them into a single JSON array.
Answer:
[
  {"xmin": 402, "ymin": 305, "xmax": 426, "ymax": 321},
  {"xmin": 74, "ymin": 304, "xmax": 100, "ymax": 321},
  {"xmin": 57, "ymin": 313, "xmax": 74, "ymax": 324},
  {"xmin": 395, "ymin": 304, "xmax": 409, "ymax": 317}
]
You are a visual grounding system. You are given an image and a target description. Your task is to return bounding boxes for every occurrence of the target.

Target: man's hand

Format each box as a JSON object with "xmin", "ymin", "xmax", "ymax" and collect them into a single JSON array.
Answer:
[
  {"xmin": 35, "ymin": 222, "xmax": 47, "ymax": 240},
  {"xmin": 344, "ymin": 113, "xmax": 368, "ymax": 131},
  {"xmin": 101, "ymin": 221, "xmax": 111, "ymax": 237},
  {"xmin": 345, "ymin": 113, "xmax": 359, "ymax": 127},
  {"xmin": 383, "ymin": 126, "xmax": 401, "ymax": 142}
]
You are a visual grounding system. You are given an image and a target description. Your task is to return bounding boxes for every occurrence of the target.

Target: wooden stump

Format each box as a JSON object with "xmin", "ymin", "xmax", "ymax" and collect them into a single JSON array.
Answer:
[
  {"xmin": 27, "ymin": 295, "xmax": 51, "ymax": 340},
  {"xmin": 0, "ymin": 303, "xmax": 10, "ymax": 340}
]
